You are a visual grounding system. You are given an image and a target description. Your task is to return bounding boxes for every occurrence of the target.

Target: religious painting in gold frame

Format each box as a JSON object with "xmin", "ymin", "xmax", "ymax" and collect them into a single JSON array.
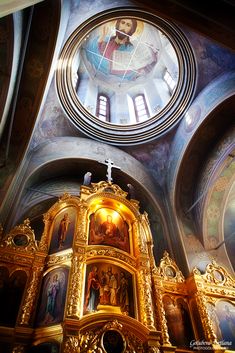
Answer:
[
  {"xmin": 163, "ymin": 295, "xmax": 194, "ymax": 348},
  {"xmin": 215, "ymin": 300, "xmax": 235, "ymax": 350},
  {"xmin": 49, "ymin": 207, "xmax": 77, "ymax": 254},
  {"xmin": 83, "ymin": 262, "xmax": 134, "ymax": 318},
  {"xmin": 88, "ymin": 208, "xmax": 130, "ymax": 253},
  {"xmin": 35, "ymin": 267, "xmax": 69, "ymax": 327}
]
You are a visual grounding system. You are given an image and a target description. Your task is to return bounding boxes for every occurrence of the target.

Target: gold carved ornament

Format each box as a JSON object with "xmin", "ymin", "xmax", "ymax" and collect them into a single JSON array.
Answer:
[
  {"xmin": 74, "ymin": 202, "xmax": 88, "ymax": 242},
  {"xmin": 64, "ymin": 320, "xmax": 145, "ymax": 353},
  {"xmin": 0, "ymin": 218, "xmax": 38, "ymax": 253},
  {"xmin": 66, "ymin": 255, "xmax": 84, "ymax": 318},
  {"xmin": 158, "ymin": 251, "xmax": 185, "ymax": 283},
  {"xmin": 195, "ymin": 291, "xmax": 219, "ymax": 345},
  {"xmin": 151, "ymin": 278, "xmax": 171, "ymax": 346},
  {"xmin": 137, "ymin": 268, "xmax": 156, "ymax": 330},
  {"xmin": 19, "ymin": 266, "xmax": 44, "ymax": 325},
  {"xmin": 202, "ymin": 260, "xmax": 235, "ymax": 288}
]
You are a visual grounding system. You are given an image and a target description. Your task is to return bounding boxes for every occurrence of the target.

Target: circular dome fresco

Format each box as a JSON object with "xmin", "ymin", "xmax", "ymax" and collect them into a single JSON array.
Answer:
[{"xmin": 56, "ymin": 9, "xmax": 196, "ymax": 145}]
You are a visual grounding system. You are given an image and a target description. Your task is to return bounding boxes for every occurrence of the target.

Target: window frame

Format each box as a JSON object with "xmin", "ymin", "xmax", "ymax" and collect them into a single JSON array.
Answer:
[
  {"xmin": 96, "ymin": 93, "xmax": 110, "ymax": 122},
  {"xmin": 133, "ymin": 93, "xmax": 150, "ymax": 122}
]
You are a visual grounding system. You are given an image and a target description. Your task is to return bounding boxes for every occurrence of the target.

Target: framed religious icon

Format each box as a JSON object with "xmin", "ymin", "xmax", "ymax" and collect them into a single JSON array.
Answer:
[
  {"xmin": 84, "ymin": 262, "xmax": 134, "ymax": 318},
  {"xmin": 49, "ymin": 207, "xmax": 77, "ymax": 254},
  {"xmin": 35, "ymin": 267, "xmax": 69, "ymax": 327},
  {"xmin": 88, "ymin": 208, "xmax": 130, "ymax": 253},
  {"xmin": 215, "ymin": 301, "xmax": 235, "ymax": 350}
]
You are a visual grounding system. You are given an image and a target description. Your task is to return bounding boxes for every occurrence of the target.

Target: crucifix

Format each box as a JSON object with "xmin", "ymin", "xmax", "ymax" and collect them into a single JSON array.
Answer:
[{"xmin": 102, "ymin": 158, "xmax": 121, "ymax": 182}]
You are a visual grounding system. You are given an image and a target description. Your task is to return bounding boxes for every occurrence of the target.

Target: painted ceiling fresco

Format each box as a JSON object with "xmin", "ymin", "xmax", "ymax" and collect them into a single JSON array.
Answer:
[
  {"xmin": 71, "ymin": 17, "xmax": 179, "ymax": 124},
  {"xmin": 80, "ymin": 18, "xmax": 171, "ymax": 84}
]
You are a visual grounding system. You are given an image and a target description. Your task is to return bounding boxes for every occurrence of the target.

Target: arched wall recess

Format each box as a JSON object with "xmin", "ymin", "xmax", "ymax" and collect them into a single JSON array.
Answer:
[
  {"xmin": 168, "ymin": 73, "xmax": 235, "ymax": 273},
  {"xmin": 1, "ymin": 137, "xmax": 170, "ymax": 263},
  {"xmin": 202, "ymin": 154, "xmax": 235, "ymax": 272}
]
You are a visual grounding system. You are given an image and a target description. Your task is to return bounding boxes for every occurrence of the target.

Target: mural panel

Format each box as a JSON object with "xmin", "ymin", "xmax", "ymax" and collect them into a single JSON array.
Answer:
[
  {"xmin": 35, "ymin": 267, "xmax": 69, "ymax": 327},
  {"xmin": 49, "ymin": 207, "xmax": 76, "ymax": 254},
  {"xmin": 84, "ymin": 263, "xmax": 134, "ymax": 318},
  {"xmin": 89, "ymin": 208, "xmax": 130, "ymax": 253}
]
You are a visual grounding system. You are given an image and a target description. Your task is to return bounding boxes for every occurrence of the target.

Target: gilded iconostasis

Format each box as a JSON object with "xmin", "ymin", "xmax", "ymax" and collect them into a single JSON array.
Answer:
[
  {"xmin": 0, "ymin": 182, "xmax": 235, "ymax": 353},
  {"xmin": 0, "ymin": 0, "xmax": 235, "ymax": 352}
]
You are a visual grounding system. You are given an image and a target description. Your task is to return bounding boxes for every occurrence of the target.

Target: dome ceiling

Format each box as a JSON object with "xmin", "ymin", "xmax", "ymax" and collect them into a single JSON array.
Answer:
[{"xmin": 56, "ymin": 8, "xmax": 196, "ymax": 145}]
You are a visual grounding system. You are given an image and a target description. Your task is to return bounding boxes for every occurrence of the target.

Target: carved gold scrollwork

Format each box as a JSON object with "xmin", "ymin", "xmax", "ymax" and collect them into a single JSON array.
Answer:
[
  {"xmin": 203, "ymin": 260, "xmax": 235, "ymax": 288},
  {"xmin": 85, "ymin": 181, "xmax": 128, "ymax": 198},
  {"xmin": 19, "ymin": 267, "xmax": 43, "ymax": 325},
  {"xmin": 59, "ymin": 192, "xmax": 72, "ymax": 201},
  {"xmin": 133, "ymin": 219, "xmax": 147, "ymax": 255},
  {"xmin": 0, "ymin": 219, "xmax": 38, "ymax": 253},
  {"xmin": 125, "ymin": 331, "xmax": 144, "ymax": 352},
  {"xmin": 64, "ymin": 336, "xmax": 80, "ymax": 353},
  {"xmin": 147, "ymin": 344, "xmax": 160, "ymax": 353},
  {"xmin": 75, "ymin": 203, "xmax": 88, "ymax": 242},
  {"xmin": 158, "ymin": 251, "xmax": 184, "ymax": 282},
  {"xmin": 66, "ymin": 255, "xmax": 84, "ymax": 318},
  {"xmin": 137, "ymin": 269, "xmax": 156, "ymax": 330},
  {"xmin": 195, "ymin": 291, "xmax": 218, "ymax": 345},
  {"xmin": 39, "ymin": 213, "xmax": 51, "ymax": 253},
  {"xmin": 64, "ymin": 320, "xmax": 146, "ymax": 353},
  {"xmin": 151, "ymin": 280, "xmax": 171, "ymax": 345},
  {"xmin": 38, "ymin": 213, "xmax": 51, "ymax": 252}
]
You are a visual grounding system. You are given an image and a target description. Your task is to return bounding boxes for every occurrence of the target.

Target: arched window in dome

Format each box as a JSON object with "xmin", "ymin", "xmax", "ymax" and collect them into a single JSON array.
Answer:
[
  {"xmin": 96, "ymin": 93, "xmax": 110, "ymax": 122},
  {"xmin": 133, "ymin": 94, "xmax": 149, "ymax": 122},
  {"xmin": 163, "ymin": 69, "xmax": 176, "ymax": 94}
]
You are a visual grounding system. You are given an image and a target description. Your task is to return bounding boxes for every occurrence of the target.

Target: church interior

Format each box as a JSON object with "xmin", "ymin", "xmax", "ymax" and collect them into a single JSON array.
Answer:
[{"xmin": 0, "ymin": 0, "xmax": 235, "ymax": 352}]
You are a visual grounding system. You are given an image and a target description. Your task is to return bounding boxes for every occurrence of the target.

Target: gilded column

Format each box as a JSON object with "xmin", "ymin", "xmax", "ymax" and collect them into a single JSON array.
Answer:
[
  {"xmin": 19, "ymin": 266, "xmax": 43, "ymax": 325},
  {"xmin": 137, "ymin": 268, "xmax": 156, "ymax": 330},
  {"xmin": 195, "ymin": 290, "xmax": 219, "ymax": 346},
  {"xmin": 66, "ymin": 254, "xmax": 85, "ymax": 318},
  {"xmin": 38, "ymin": 213, "xmax": 51, "ymax": 252},
  {"xmin": 152, "ymin": 271, "xmax": 171, "ymax": 346},
  {"xmin": 74, "ymin": 201, "xmax": 88, "ymax": 243}
]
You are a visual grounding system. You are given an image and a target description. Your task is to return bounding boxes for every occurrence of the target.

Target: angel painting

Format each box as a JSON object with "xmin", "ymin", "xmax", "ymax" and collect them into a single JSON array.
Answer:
[{"xmin": 35, "ymin": 267, "xmax": 68, "ymax": 326}]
